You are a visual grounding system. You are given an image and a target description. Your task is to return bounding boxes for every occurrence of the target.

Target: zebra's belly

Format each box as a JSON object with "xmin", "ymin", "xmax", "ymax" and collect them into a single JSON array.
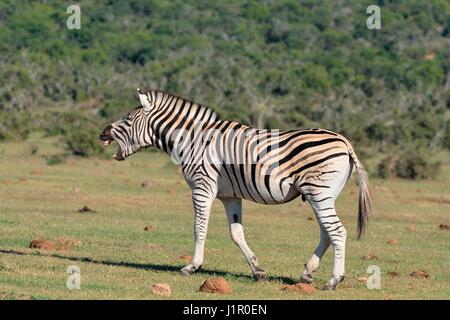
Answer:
[
  {"xmin": 255, "ymin": 181, "xmax": 301, "ymax": 204},
  {"xmin": 216, "ymin": 177, "xmax": 301, "ymax": 205}
]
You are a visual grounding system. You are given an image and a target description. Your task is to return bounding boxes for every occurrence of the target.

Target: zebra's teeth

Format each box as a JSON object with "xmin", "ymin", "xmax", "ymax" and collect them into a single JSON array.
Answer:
[{"xmin": 103, "ymin": 140, "xmax": 110, "ymax": 147}]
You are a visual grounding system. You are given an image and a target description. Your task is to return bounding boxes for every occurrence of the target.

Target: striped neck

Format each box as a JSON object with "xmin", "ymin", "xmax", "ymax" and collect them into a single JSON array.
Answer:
[{"xmin": 149, "ymin": 90, "xmax": 220, "ymax": 156}]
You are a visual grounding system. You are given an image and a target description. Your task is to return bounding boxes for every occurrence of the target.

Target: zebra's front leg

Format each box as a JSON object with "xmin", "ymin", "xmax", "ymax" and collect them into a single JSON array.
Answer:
[
  {"xmin": 221, "ymin": 198, "xmax": 266, "ymax": 281},
  {"xmin": 180, "ymin": 189, "xmax": 214, "ymax": 276}
]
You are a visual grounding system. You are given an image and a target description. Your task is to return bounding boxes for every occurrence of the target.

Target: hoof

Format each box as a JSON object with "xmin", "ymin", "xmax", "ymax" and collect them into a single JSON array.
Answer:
[
  {"xmin": 180, "ymin": 268, "xmax": 193, "ymax": 276},
  {"xmin": 300, "ymin": 273, "xmax": 314, "ymax": 284},
  {"xmin": 322, "ymin": 283, "xmax": 336, "ymax": 291},
  {"xmin": 180, "ymin": 264, "xmax": 201, "ymax": 276},
  {"xmin": 322, "ymin": 275, "xmax": 344, "ymax": 290},
  {"xmin": 253, "ymin": 271, "xmax": 267, "ymax": 282}
]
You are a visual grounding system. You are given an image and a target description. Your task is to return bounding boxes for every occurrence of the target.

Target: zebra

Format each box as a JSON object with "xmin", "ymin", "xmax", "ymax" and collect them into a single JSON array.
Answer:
[{"xmin": 99, "ymin": 88, "xmax": 372, "ymax": 290}]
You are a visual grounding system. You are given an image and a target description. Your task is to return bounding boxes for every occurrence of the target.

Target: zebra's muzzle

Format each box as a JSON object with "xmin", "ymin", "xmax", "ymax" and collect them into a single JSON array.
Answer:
[
  {"xmin": 100, "ymin": 125, "xmax": 114, "ymax": 147},
  {"xmin": 100, "ymin": 125, "xmax": 127, "ymax": 161},
  {"xmin": 100, "ymin": 135, "xmax": 113, "ymax": 148}
]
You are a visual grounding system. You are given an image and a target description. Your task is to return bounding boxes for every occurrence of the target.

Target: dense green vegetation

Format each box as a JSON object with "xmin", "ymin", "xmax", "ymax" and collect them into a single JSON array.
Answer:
[{"xmin": 0, "ymin": 0, "xmax": 449, "ymax": 176}]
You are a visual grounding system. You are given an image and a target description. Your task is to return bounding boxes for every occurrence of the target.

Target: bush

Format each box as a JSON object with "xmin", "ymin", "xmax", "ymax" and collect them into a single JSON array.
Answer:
[
  {"xmin": 0, "ymin": 110, "xmax": 32, "ymax": 141},
  {"xmin": 28, "ymin": 143, "xmax": 39, "ymax": 155},
  {"xmin": 45, "ymin": 154, "xmax": 66, "ymax": 166},
  {"xmin": 64, "ymin": 127, "xmax": 104, "ymax": 157},
  {"xmin": 377, "ymin": 155, "xmax": 396, "ymax": 179},
  {"xmin": 444, "ymin": 120, "xmax": 450, "ymax": 150},
  {"xmin": 377, "ymin": 149, "xmax": 441, "ymax": 179},
  {"xmin": 61, "ymin": 112, "xmax": 105, "ymax": 157},
  {"xmin": 41, "ymin": 111, "xmax": 105, "ymax": 157}
]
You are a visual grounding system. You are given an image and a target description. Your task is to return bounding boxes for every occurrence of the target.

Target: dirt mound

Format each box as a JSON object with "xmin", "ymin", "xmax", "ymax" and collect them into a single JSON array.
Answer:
[
  {"xmin": 144, "ymin": 225, "xmax": 153, "ymax": 232},
  {"xmin": 405, "ymin": 225, "xmax": 416, "ymax": 232},
  {"xmin": 388, "ymin": 272, "xmax": 401, "ymax": 278},
  {"xmin": 151, "ymin": 284, "xmax": 172, "ymax": 297},
  {"xmin": 30, "ymin": 239, "xmax": 55, "ymax": 250},
  {"xmin": 439, "ymin": 224, "xmax": 449, "ymax": 230},
  {"xmin": 387, "ymin": 239, "xmax": 398, "ymax": 245},
  {"xmin": 306, "ymin": 217, "xmax": 314, "ymax": 221},
  {"xmin": 362, "ymin": 253, "xmax": 378, "ymax": 260},
  {"xmin": 0, "ymin": 293, "xmax": 31, "ymax": 300},
  {"xmin": 178, "ymin": 255, "xmax": 192, "ymax": 262},
  {"xmin": 76, "ymin": 205, "xmax": 96, "ymax": 213},
  {"xmin": 199, "ymin": 277, "xmax": 232, "ymax": 294},
  {"xmin": 357, "ymin": 276, "xmax": 368, "ymax": 283},
  {"xmin": 424, "ymin": 196, "xmax": 450, "ymax": 205},
  {"xmin": 141, "ymin": 180, "xmax": 154, "ymax": 188},
  {"xmin": 410, "ymin": 270, "xmax": 430, "ymax": 279},
  {"xmin": 146, "ymin": 243, "xmax": 162, "ymax": 250},
  {"xmin": 30, "ymin": 238, "xmax": 81, "ymax": 251},
  {"xmin": 54, "ymin": 238, "xmax": 82, "ymax": 251},
  {"xmin": 281, "ymin": 283, "xmax": 316, "ymax": 293}
]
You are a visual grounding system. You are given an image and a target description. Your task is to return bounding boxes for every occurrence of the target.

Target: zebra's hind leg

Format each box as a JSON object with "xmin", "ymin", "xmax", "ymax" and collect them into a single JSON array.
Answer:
[
  {"xmin": 221, "ymin": 198, "xmax": 266, "ymax": 281},
  {"xmin": 321, "ymin": 211, "xmax": 347, "ymax": 291},
  {"xmin": 306, "ymin": 194, "xmax": 347, "ymax": 290},
  {"xmin": 299, "ymin": 158, "xmax": 352, "ymax": 290},
  {"xmin": 300, "ymin": 224, "xmax": 331, "ymax": 284}
]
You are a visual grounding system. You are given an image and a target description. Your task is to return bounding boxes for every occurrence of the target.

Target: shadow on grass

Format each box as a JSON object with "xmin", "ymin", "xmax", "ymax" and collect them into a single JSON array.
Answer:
[{"xmin": 0, "ymin": 249, "xmax": 297, "ymax": 285}]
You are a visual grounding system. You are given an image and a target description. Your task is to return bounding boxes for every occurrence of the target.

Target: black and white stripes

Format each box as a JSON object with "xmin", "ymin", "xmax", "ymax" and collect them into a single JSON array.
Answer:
[{"xmin": 100, "ymin": 89, "xmax": 372, "ymax": 290}]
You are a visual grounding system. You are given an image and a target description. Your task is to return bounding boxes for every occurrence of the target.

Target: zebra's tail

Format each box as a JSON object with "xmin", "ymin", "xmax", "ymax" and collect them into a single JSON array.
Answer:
[{"xmin": 346, "ymin": 142, "xmax": 372, "ymax": 240}]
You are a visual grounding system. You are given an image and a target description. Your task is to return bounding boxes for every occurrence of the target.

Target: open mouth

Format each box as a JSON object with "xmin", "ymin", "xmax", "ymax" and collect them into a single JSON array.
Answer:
[{"xmin": 99, "ymin": 133, "xmax": 125, "ymax": 161}]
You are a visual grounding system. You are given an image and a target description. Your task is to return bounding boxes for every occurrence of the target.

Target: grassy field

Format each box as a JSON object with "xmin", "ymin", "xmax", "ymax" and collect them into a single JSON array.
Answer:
[{"xmin": 0, "ymin": 134, "xmax": 449, "ymax": 300}]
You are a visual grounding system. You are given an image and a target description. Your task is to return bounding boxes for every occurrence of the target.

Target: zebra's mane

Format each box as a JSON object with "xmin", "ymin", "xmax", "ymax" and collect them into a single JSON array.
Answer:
[{"xmin": 152, "ymin": 90, "xmax": 220, "ymax": 122}]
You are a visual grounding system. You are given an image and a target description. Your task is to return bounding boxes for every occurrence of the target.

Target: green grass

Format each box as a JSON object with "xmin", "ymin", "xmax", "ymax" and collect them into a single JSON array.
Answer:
[{"xmin": 0, "ymin": 135, "xmax": 449, "ymax": 299}]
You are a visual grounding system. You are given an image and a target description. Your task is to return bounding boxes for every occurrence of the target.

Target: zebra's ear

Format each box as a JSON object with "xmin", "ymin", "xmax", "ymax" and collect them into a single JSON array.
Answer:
[{"xmin": 137, "ymin": 88, "xmax": 152, "ymax": 111}]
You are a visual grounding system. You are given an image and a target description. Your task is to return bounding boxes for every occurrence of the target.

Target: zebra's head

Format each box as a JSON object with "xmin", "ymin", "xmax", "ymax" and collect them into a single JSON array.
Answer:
[{"xmin": 100, "ymin": 89, "xmax": 156, "ymax": 161}]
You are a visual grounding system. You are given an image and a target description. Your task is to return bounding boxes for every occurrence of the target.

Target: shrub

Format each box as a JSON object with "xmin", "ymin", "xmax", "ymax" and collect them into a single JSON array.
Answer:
[
  {"xmin": 64, "ymin": 127, "xmax": 104, "ymax": 157},
  {"xmin": 28, "ymin": 143, "xmax": 39, "ymax": 155},
  {"xmin": 0, "ymin": 110, "xmax": 32, "ymax": 141},
  {"xmin": 377, "ymin": 155, "xmax": 396, "ymax": 179},
  {"xmin": 42, "ymin": 111, "xmax": 105, "ymax": 158},
  {"xmin": 377, "ymin": 149, "xmax": 441, "ymax": 179},
  {"xmin": 61, "ymin": 112, "xmax": 105, "ymax": 157},
  {"xmin": 45, "ymin": 154, "xmax": 66, "ymax": 166},
  {"xmin": 444, "ymin": 120, "xmax": 450, "ymax": 150}
]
